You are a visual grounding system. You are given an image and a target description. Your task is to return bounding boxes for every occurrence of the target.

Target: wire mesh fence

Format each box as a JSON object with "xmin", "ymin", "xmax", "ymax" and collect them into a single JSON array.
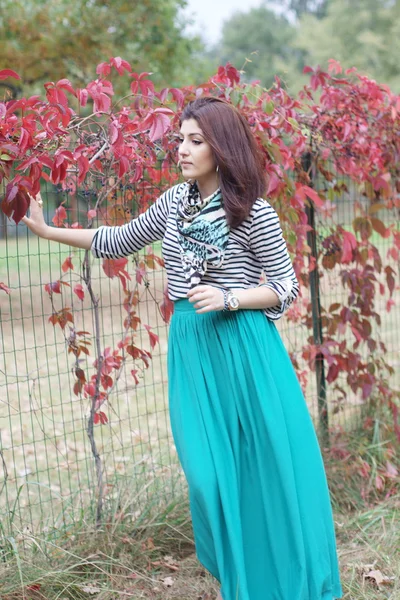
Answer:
[{"xmin": 0, "ymin": 160, "xmax": 399, "ymax": 540}]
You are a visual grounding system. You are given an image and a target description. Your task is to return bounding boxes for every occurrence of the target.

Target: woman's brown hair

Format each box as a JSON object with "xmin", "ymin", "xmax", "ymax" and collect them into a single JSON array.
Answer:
[{"xmin": 180, "ymin": 97, "xmax": 266, "ymax": 228}]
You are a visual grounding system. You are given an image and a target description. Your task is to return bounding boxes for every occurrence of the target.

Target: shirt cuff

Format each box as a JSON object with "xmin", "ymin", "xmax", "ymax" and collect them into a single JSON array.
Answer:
[{"xmin": 260, "ymin": 279, "xmax": 294, "ymax": 320}]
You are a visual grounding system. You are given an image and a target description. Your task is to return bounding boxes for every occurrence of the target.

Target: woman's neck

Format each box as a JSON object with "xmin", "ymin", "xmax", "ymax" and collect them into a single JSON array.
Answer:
[{"xmin": 196, "ymin": 175, "xmax": 219, "ymax": 200}]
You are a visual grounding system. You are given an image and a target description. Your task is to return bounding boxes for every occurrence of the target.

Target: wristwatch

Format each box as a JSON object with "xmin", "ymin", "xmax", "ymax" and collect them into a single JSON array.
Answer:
[{"xmin": 223, "ymin": 289, "xmax": 240, "ymax": 311}]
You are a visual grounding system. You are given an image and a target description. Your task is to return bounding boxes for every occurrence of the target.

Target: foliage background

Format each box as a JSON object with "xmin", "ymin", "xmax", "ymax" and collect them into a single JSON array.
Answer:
[{"xmin": 1, "ymin": 0, "xmax": 400, "ymax": 98}]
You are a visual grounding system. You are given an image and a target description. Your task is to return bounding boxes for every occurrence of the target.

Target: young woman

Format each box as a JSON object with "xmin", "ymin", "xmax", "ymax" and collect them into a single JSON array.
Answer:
[{"xmin": 23, "ymin": 97, "xmax": 343, "ymax": 600}]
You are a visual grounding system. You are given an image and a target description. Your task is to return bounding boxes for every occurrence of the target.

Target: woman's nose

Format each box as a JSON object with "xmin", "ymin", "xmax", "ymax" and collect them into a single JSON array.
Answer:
[{"xmin": 179, "ymin": 141, "xmax": 189, "ymax": 156}]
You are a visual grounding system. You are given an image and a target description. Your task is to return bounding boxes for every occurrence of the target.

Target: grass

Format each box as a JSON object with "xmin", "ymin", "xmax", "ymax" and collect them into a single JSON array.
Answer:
[
  {"xmin": 0, "ymin": 221, "xmax": 399, "ymax": 598},
  {"xmin": 1, "ymin": 227, "xmax": 399, "ymax": 531},
  {"xmin": 0, "ymin": 477, "xmax": 219, "ymax": 600},
  {"xmin": 337, "ymin": 496, "xmax": 400, "ymax": 599},
  {"xmin": 0, "ymin": 232, "xmax": 175, "ymax": 532},
  {"xmin": 0, "ymin": 479, "xmax": 399, "ymax": 600}
]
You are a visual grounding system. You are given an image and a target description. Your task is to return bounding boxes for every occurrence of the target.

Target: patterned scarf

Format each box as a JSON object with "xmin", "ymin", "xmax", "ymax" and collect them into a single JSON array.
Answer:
[{"xmin": 176, "ymin": 181, "xmax": 230, "ymax": 288}]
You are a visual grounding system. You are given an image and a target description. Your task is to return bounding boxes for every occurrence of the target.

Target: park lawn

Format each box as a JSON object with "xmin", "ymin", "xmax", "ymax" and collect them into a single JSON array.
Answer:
[
  {"xmin": 1, "ymin": 226, "xmax": 398, "ymax": 531},
  {"xmin": 0, "ymin": 234, "xmax": 173, "ymax": 532},
  {"xmin": 0, "ymin": 489, "xmax": 398, "ymax": 599},
  {"xmin": 0, "ymin": 221, "xmax": 398, "ymax": 600}
]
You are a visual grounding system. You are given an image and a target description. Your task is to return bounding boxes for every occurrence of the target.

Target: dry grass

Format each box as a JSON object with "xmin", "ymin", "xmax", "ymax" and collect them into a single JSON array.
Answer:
[
  {"xmin": 0, "ymin": 228, "xmax": 399, "ymax": 599},
  {"xmin": 0, "ymin": 486, "xmax": 399, "ymax": 600},
  {"xmin": 1, "ymin": 233, "xmax": 398, "ymax": 535}
]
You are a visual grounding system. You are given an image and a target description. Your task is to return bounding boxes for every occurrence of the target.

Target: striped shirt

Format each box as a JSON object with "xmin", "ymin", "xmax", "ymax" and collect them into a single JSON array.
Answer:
[{"xmin": 91, "ymin": 183, "xmax": 299, "ymax": 320}]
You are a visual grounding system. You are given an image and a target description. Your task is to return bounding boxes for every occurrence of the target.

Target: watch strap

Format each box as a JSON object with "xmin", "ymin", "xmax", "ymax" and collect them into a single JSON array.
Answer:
[{"xmin": 223, "ymin": 289, "xmax": 230, "ymax": 311}]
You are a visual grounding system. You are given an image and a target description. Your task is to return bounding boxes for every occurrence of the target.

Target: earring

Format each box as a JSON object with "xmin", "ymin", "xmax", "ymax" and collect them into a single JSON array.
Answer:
[{"xmin": 216, "ymin": 165, "xmax": 219, "ymax": 173}]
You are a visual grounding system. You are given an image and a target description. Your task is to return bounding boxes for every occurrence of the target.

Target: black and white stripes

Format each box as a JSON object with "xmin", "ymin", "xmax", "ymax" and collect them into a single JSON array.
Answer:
[{"xmin": 91, "ymin": 183, "xmax": 299, "ymax": 320}]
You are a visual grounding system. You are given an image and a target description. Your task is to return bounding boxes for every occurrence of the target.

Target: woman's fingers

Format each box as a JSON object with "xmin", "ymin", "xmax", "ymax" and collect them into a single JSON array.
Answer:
[
  {"xmin": 189, "ymin": 292, "xmax": 211, "ymax": 305},
  {"xmin": 194, "ymin": 305, "xmax": 214, "ymax": 314},
  {"xmin": 193, "ymin": 298, "xmax": 209, "ymax": 308},
  {"xmin": 22, "ymin": 192, "xmax": 48, "ymax": 237},
  {"xmin": 28, "ymin": 192, "xmax": 44, "ymax": 212},
  {"xmin": 187, "ymin": 285, "xmax": 224, "ymax": 312},
  {"xmin": 187, "ymin": 285, "xmax": 207, "ymax": 298}
]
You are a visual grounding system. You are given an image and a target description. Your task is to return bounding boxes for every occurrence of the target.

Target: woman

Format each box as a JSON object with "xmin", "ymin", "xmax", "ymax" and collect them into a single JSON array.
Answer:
[{"xmin": 23, "ymin": 97, "xmax": 343, "ymax": 600}]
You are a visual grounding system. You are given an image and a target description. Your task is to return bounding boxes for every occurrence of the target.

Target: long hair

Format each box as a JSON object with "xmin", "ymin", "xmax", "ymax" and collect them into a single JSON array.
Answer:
[{"xmin": 180, "ymin": 97, "xmax": 266, "ymax": 228}]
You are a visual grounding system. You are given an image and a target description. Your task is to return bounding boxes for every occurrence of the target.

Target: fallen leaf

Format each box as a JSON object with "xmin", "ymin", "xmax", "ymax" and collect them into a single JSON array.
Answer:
[
  {"xmin": 363, "ymin": 569, "xmax": 395, "ymax": 588},
  {"xmin": 79, "ymin": 584, "xmax": 102, "ymax": 594}
]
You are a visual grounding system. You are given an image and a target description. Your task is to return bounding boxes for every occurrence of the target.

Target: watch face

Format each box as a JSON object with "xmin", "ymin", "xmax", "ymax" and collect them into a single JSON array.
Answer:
[{"xmin": 229, "ymin": 296, "xmax": 240, "ymax": 310}]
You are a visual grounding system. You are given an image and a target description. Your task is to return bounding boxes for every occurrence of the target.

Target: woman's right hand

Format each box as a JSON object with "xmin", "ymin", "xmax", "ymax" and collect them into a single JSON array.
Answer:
[{"xmin": 22, "ymin": 192, "xmax": 50, "ymax": 239}]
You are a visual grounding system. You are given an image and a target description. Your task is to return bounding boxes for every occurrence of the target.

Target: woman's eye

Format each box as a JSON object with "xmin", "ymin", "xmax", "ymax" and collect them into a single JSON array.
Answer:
[{"xmin": 192, "ymin": 140, "xmax": 202, "ymax": 145}]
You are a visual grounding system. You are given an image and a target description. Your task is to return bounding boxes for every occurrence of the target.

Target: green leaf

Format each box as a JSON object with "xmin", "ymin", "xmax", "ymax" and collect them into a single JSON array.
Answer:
[{"xmin": 263, "ymin": 100, "xmax": 275, "ymax": 115}]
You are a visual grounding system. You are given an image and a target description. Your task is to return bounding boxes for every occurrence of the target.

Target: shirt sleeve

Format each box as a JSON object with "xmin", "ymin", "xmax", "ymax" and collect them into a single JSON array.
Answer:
[
  {"xmin": 91, "ymin": 186, "xmax": 174, "ymax": 259},
  {"xmin": 250, "ymin": 200, "xmax": 299, "ymax": 321}
]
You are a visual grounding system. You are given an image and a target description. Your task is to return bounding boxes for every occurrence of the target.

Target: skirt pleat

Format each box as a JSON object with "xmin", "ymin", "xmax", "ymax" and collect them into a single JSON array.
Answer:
[{"xmin": 168, "ymin": 299, "xmax": 343, "ymax": 600}]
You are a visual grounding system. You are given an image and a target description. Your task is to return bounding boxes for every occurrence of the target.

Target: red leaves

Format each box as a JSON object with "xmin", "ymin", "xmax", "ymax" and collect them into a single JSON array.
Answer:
[
  {"xmin": 211, "ymin": 63, "xmax": 241, "ymax": 86},
  {"xmin": 298, "ymin": 184, "xmax": 325, "ymax": 209},
  {"xmin": 76, "ymin": 88, "xmax": 88, "ymax": 107},
  {"xmin": 87, "ymin": 79, "xmax": 114, "ymax": 113},
  {"xmin": 44, "ymin": 280, "xmax": 70, "ymax": 295},
  {"xmin": 341, "ymin": 231, "xmax": 357, "ymax": 264},
  {"xmin": 0, "ymin": 282, "xmax": 11, "ymax": 294},
  {"xmin": 26, "ymin": 584, "xmax": 41, "ymax": 592},
  {"xmin": 160, "ymin": 288, "xmax": 174, "ymax": 324},
  {"xmin": 2, "ymin": 178, "xmax": 32, "ymax": 223},
  {"xmin": 131, "ymin": 369, "xmax": 140, "ymax": 385},
  {"xmin": 370, "ymin": 217, "xmax": 390, "ymax": 238},
  {"xmin": 130, "ymin": 72, "xmax": 154, "ymax": 98},
  {"xmin": 118, "ymin": 155, "xmax": 130, "ymax": 179},
  {"xmin": 126, "ymin": 345, "xmax": 152, "ymax": 368},
  {"xmin": 140, "ymin": 108, "xmax": 174, "ymax": 142},
  {"xmin": 267, "ymin": 172, "xmax": 281, "ymax": 196},
  {"xmin": 0, "ymin": 69, "xmax": 21, "ymax": 80},
  {"xmin": 303, "ymin": 65, "xmax": 329, "ymax": 91},
  {"xmin": 102, "ymin": 257, "xmax": 131, "ymax": 290},
  {"xmin": 385, "ymin": 266, "xmax": 395, "ymax": 297},
  {"xmin": 62, "ymin": 256, "xmax": 74, "ymax": 272},
  {"xmin": 94, "ymin": 411, "xmax": 108, "ymax": 425},
  {"xmin": 143, "ymin": 249, "xmax": 164, "ymax": 269},
  {"xmin": 76, "ymin": 153, "xmax": 90, "ymax": 185},
  {"xmin": 74, "ymin": 284, "xmax": 85, "ymax": 301},
  {"xmin": 109, "ymin": 119, "xmax": 123, "ymax": 147},
  {"xmin": 353, "ymin": 217, "xmax": 372, "ymax": 241},
  {"xmin": 48, "ymin": 308, "xmax": 73, "ymax": 330},
  {"xmin": 97, "ymin": 57, "xmax": 132, "ymax": 77},
  {"xmin": 157, "ymin": 87, "xmax": 184, "ymax": 109},
  {"xmin": 327, "ymin": 59, "xmax": 342, "ymax": 75},
  {"xmin": 51, "ymin": 149, "xmax": 74, "ymax": 184},
  {"xmin": 144, "ymin": 324, "xmax": 159, "ymax": 350},
  {"xmin": 44, "ymin": 79, "xmax": 76, "ymax": 108},
  {"xmin": 52, "ymin": 205, "xmax": 68, "ymax": 227},
  {"xmin": 124, "ymin": 311, "xmax": 140, "ymax": 331},
  {"xmin": 135, "ymin": 262, "xmax": 147, "ymax": 284}
]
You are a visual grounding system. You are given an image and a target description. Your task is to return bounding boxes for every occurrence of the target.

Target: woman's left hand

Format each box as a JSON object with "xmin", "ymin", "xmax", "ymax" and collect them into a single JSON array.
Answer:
[{"xmin": 187, "ymin": 285, "xmax": 224, "ymax": 313}]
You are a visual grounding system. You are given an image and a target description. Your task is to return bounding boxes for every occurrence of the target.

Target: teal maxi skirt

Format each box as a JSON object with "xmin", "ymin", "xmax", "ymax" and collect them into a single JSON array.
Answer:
[{"xmin": 168, "ymin": 299, "xmax": 343, "ymax": 600}]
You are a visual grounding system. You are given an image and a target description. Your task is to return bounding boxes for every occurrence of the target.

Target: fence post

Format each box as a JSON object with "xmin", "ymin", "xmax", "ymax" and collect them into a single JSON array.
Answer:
[{"xmin": 301, "ymin": 151, "xmax": 330, "ymax": 448}]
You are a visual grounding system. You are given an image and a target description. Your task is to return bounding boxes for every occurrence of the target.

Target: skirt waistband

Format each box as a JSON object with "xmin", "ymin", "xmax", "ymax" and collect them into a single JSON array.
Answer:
[{"xmin": 173, "ymin": 298, "xmax": 197, "ymax": 313}]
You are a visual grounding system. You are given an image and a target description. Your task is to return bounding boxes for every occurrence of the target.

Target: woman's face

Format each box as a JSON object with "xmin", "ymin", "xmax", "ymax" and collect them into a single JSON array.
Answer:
[{"xmin": 178, "ymin": 118, "xmax": 217, "ymax": 185}]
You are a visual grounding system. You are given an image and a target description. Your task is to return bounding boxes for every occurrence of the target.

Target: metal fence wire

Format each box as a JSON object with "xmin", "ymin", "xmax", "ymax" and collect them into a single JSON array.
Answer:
[{"xmin": 0, "ymin": 159, "xmax": 399, "ymax": 538}]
